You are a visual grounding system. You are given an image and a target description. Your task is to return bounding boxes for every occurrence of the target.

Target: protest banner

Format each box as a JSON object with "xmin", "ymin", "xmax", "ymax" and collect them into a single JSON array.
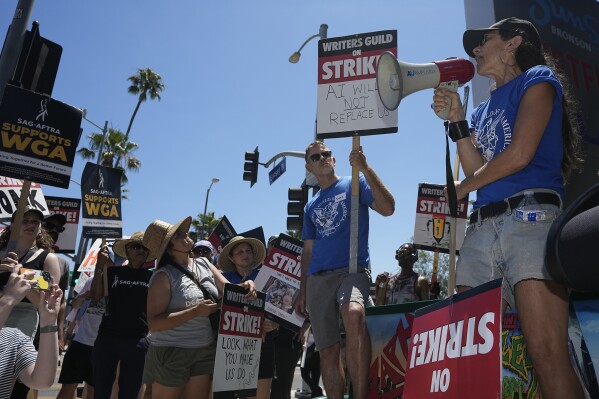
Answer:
[
  {"xmin": 77, "ymin": 238, "xmax": 117, "ymax": 273},
  {"xmin": 208, "ymin": 215, "xmax": 236, "ymax": 253},
  {"xmin": 572, "ymin": 299, "xmax": 599, "ymax": 396},
  {"xmin": 501, "ymin": 312, "xmax": 542, "ymax": 398},
  {"xmin": 366, "ymin": 300, "xmax": 438, "ymax": 399},
  {"xmin": 0, "ymin": 84, "xmax": 82, "ymax": 188},
  {"xmin": 413, "ymin": 182, "xmax": 469, "ymax": 253},
  {"xmin": 403, "ymin": 279, "xmax": 502, "ymax": 399},
  {"xmin": 0, "ymin": 176, "xmax": 48, "ymax": 221},
  {"xmin": 316, "ymin": 30, "xmax": 397, "ymax": 139},
  {"xmin": 44, "ymin": 196, "xmax": 80, "ymax": 253},
  {"xmin": 253, "ymin": 233, "xmax": 304, "ymax": 331},
  {"xmin": 213, "ymin": 284, "xmax": 266, "ymax": 399},
  {"xmin": 80, "ymin": 162, "xmax": 123, "ymax": 238}
]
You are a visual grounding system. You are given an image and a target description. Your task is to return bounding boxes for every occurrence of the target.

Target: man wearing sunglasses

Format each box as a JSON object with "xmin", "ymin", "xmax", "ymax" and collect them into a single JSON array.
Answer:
[
  {"xmin": 42, "ymin": 213, "xmax": 70, "ymax": 355},
  {"xmin": 296, "ymin": 140, "xmax": 395, "ymax": 399}
]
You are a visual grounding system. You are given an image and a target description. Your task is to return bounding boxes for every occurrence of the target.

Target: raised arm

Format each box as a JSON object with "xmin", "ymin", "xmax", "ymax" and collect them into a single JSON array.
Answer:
[{"xmin": 349, "ymin": 147, "xmax": 395, "ymax": 216}]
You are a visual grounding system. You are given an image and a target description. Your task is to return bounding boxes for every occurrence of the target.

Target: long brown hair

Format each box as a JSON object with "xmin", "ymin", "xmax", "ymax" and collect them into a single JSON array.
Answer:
[
  {"xmin": 500, "ymin": 27, "xmax": 583, "ymax": 182},
  {"xmin": 0, "ymin": 226, "xmax": 54, "ymax": 252}
]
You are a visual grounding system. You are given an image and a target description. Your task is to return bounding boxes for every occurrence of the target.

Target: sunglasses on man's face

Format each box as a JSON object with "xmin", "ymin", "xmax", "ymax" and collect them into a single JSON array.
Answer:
[
  {"xmin": 194, "ymin": 247, "xmax": 212, "ymax": 255},
  {"xmin": 42, "ymin": 222, "xmax": 65, "ymax": 232},
  {"xmin": 309, "ymin": 150, "xmax": 332, "ymax": 163}
]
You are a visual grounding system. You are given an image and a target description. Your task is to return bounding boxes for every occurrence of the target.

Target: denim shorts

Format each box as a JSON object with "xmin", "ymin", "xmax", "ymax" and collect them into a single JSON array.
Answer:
[
  {"xmin": 457, "ymin": 198, "xmax": 561, "ymax": 310},
  {"xmin": 306, "ymin": 267, "xmax": 371, "ymax": 350}
]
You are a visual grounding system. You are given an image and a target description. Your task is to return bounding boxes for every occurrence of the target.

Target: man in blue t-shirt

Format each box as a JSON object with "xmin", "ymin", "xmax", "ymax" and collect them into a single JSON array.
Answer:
[{"xmin": 295, "ymin": 140, "xmax": 395, "ymax": 399}]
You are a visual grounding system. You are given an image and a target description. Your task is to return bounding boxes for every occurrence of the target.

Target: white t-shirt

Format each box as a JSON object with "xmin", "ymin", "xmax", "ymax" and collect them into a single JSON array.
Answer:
[{"xmin": 71, "ymin": 279, "xmax": 106, "ymax": 347}]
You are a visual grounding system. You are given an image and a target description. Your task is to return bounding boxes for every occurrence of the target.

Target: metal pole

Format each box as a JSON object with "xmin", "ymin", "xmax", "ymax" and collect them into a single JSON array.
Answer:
[
  {"xmin": 201, "ymin": 178, "xmax": 219, "ymax": 239},
  {"xmin": 0, "ymin": 0, "xmax": 35, "ymax": 100}
]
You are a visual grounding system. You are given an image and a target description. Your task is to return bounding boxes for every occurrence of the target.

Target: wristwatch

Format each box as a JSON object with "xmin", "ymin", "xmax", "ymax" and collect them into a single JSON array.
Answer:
[{"xmin": 39, "ymin": 325, "xmax": 59, "ymax": 333}]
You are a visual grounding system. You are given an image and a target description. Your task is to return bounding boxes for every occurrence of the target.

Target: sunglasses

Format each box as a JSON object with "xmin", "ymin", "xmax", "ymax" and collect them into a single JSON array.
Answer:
[
  {"xmin": 479, "ymin": 33, "xmax": 498, "ymax": 47},
  {"xmin": 309, "ymin": 150, "xmax": 332, "ymax": 163},
  {"xmin": 127, "ymin": 243, "xmax": 149, "ymax": 252},
  {"xmin": 193, "ymin": 247, "xmax": 212, "ymax": 255},
  {"xmin": 42, "ymin": 222, "xmax": 65, "ymax": 232}
]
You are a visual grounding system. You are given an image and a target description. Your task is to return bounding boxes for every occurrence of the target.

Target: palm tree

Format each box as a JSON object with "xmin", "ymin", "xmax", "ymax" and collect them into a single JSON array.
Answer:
[
  {"xmin": 113, "ymin": 68, "xmax": 164, "ymax": 167},
  {"xmin": 77, "ymin": 127, "xmax": 141, "ymax": 185},
  {"xmin": 192, "ymin": 212, "xmax": 221, "ymax": 240}
]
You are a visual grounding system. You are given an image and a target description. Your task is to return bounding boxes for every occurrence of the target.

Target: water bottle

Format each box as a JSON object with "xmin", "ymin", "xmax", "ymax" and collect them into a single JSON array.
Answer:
[{"xmin": 515, "ymin": 191, "xmax": 546, "ymax": 222}]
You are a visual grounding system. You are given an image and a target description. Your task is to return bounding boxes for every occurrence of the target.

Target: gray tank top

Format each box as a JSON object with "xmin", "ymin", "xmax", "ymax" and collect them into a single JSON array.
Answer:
[
  {"xmin": 148, "ymin": 259, "xmax": 218, "ymax": 348},
  {"xmin": 384, "ymin": 271, "xmax": 420, "ymax": 304}
]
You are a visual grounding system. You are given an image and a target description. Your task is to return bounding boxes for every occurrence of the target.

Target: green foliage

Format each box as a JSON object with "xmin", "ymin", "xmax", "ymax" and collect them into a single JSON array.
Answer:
[
  {"xmin": 413, "ymin": 249, "xmax": 451, "ymax": 299},
  {"xmin": 192, "ymin": 211, "xmax": 221, "ymax": 240},
  {"xmin": 76, "ymin": 127, "xmax": 141, "ymax": 187}
]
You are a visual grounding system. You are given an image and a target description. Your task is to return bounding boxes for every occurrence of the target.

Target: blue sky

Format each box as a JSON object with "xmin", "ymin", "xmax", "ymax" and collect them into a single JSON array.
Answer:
[{"xmin": 0, "ymin": 0, "xmax": 472, "ymax": 277}]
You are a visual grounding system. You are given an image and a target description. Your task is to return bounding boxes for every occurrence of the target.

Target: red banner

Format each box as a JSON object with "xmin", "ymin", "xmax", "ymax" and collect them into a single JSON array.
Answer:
[{"xmin": 404, "ymin": 279, "xmax": 502, "ymax": 398}]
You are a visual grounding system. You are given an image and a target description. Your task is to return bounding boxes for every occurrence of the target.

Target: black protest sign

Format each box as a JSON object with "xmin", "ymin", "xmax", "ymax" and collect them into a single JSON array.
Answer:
[
  {"xmin": 0, "ymin": 84, "xmax": 82, "ymax": 188},
  {"xmin": 80, "ymin": 162, "xmax": 122, "ymax": 238},
  {"xmin": 213, "ymin": 284, "xmax": 266, "ymax": 399},
  {"xmin": 208, "ymin": 215, "xmax": 237, "ymax": 253}
]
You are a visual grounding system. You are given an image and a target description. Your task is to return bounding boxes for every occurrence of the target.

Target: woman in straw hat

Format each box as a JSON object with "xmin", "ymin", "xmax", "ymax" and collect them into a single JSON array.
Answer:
[
  {"xmin": 219, "ymin": 235, "xmax": 277, "ymax": 399},
  {"xmin": 142, "ymin": 217, "xmax": 257, "ymax": 399},
  {"xmin": 90, "ymin": 232, "xmax": 153, "ymax": 399}
]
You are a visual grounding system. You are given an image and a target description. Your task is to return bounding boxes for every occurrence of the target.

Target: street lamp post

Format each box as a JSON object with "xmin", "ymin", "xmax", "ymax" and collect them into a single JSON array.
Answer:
[
  {"xmin": 81, "ymin": 109, "xmax": 109, "ymax": 166},
  {"xmin": 288, "ymin": 24, "xmax": 328, "ymax": 64},
  {"xmin": 201, "ymin": 178, "xmax": 220, "ymax": 239}
]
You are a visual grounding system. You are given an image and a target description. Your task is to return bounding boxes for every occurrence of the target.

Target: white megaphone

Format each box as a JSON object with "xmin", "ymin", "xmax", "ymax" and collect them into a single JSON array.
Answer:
[{"xmin": 376, "ymin": 51, "xmax": 475, "ymax": 120}]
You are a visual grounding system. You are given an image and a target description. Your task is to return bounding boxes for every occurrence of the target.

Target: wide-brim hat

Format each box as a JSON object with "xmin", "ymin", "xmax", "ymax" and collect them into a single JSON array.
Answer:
[
  {"xmin": 218, "ymin": 235, "xmax": 266, "ymax": 273},
  {"xmin": 112, "ymin": 232, "xmax": 154, "ymax": 262},
  {"xmin": 143, "ymin": 216, "xmax": 192, "ymax": 264},
  {"xmin": 462, "ymin": 17, "xmax": 541, "ymax": 58}
]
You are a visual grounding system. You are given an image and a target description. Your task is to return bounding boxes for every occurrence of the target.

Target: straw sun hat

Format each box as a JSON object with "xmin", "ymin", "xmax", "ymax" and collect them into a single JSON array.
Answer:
[
  {"xmin": 143, "ymin": 216, "xmax": 192, "ymax": 264},
  {"xmin": 218, "ymin": 235, "xmax": 266, "ymax": 273},
  {"xmin": 112, "ymin": 232, "xmax": 154, "ymax": 262}
]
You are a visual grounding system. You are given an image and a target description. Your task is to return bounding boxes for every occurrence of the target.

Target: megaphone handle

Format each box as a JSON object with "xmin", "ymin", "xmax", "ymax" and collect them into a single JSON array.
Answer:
[{"xmin": 435, "ymin": 81, "xmax": 459, "ymax": 120}]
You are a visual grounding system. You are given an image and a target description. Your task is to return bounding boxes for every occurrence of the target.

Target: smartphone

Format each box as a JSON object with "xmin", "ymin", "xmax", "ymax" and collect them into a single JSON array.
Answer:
[{"xmin": 19, "ymin": 268, "xmax": 53, "ymax": 291}]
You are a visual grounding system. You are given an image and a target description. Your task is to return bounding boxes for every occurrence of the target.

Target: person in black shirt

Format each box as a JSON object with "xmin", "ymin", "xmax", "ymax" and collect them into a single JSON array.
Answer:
[{"xmin": 90, "ymin": 232, "xmax": 153, "ymax": 399}]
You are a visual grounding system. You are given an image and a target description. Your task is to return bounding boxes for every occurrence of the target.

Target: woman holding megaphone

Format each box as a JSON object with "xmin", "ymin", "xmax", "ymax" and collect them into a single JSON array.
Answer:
[{"xmin": 432, "ymin": 17, "xmax": 584, "ymax": 399}]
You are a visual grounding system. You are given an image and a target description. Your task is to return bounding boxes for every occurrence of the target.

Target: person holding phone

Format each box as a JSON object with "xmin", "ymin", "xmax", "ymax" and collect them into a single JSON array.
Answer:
[{"xmin": 0, "ymin": 266, "xmax": 62, "ymax": 397}]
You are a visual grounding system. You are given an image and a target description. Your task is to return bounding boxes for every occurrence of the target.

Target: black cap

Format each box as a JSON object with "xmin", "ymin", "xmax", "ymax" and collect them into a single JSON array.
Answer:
[
  {"xmin": 44, "ymin": 212, "xmax": 67, "ymax": 226},
  {"xmin": 462, "ymin": 17, "xmax": 541, "ymax": 58}
]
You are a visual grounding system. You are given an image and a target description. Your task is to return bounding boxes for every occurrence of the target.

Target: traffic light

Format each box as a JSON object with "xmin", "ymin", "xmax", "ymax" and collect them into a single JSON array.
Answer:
[
  {"xmin": 287, "ymin": 186, "xmax": 308, "ymax": 232},
  {"xmin": 243, "ymin": 146, "xmax": 260, "ymax": 187}
]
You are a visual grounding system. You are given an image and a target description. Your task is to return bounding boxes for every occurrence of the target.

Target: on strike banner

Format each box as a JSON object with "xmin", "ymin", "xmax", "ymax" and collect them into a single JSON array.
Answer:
[
  {"xmin": 366, "ymin": 300, "xmax": 438, "ymax": 399},
  {"xmin": 0, "ymin": 85, "xmax": 82, "ymax": 188},
  {"xmin": 208, "ymin": 215, "xmax": 237, "ymax": 253},
  {"xmin": 413, "ymin": 183, "xmax": 469, "ymax": 253},
  {"xmin": 0, "ymin": 176, "xmax": 48, "ymax": 221},
  {"xmin": 316, "ymin": 30, "xmax": 397, "ymax": 139},
  {"xmin": 213, "ymin": 284, "xmax": 266, "ymax": 399},
  {"xmin": 403, "ymin": 279, "xmax": 502, "ymax": 399},
  {"xmin": 44, "ymin": 196, "xmax": 80, "ymax": 253},
  {"xmin": 80, "ymin": 162, "xmax": 122, "ymax": 238},
  {"xmin": 253, "ymin": 233, "xmax": 305, "ymax": 331}
]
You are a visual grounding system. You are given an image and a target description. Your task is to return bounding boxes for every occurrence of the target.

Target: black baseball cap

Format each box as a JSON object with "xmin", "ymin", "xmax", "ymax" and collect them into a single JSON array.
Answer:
[
  {"xmin": 10, "ymin": 206, "xmax": 44, "ymax": 223},
  {"xmin": 462, "ymin": 17, "xmax": 541, "ymax": 57},
  {"xmin": 44, "ymin": 213, "xmax": 67, "ymax": 226}
]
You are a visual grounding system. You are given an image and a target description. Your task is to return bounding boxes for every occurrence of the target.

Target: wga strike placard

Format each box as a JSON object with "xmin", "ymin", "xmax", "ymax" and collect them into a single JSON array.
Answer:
[
  {"xmin": 80, "ymin": 162, "xmax": 123, "ymax": 238},
  {"xmin": 0, "ymin": 85, "xmax": 82, "ymax": 188},
  {"xmin": 316, "ymin": 30, "xmax": 397, "ymax": 139}
]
